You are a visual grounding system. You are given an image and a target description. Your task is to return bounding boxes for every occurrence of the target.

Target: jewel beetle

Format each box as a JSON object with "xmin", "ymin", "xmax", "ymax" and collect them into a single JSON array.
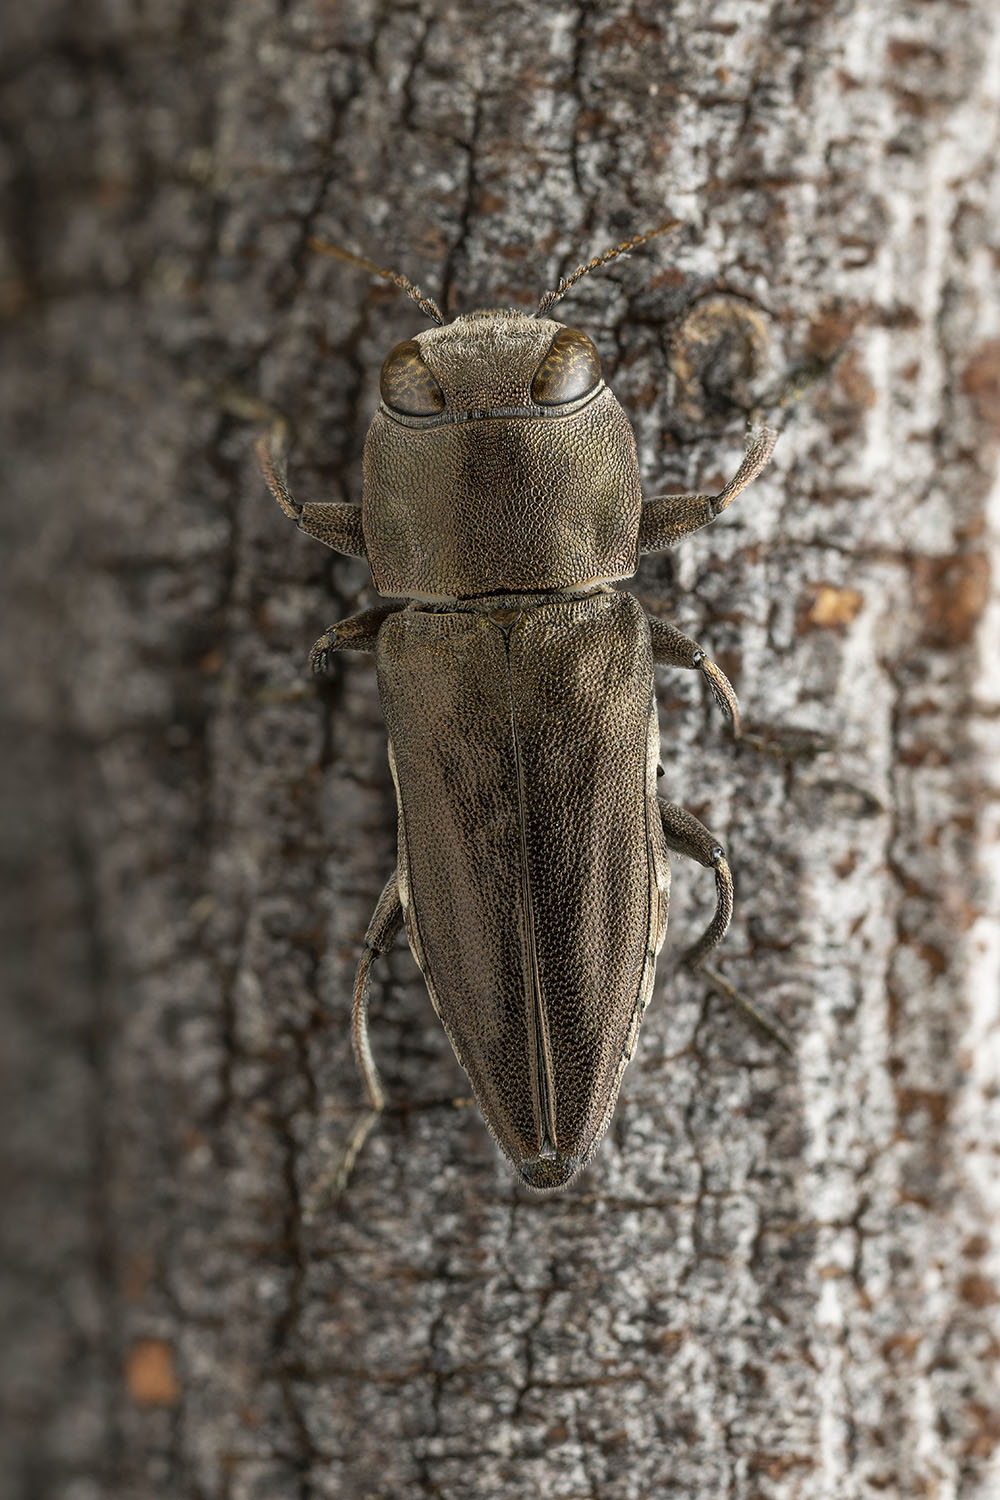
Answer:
[{"xmin": 257, "ymin": 231, "xmax": 776, "ymax": 1191}]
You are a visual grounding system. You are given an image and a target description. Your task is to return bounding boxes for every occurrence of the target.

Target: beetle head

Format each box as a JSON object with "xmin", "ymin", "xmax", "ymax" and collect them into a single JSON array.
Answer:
[
  {"xmin": 362, "ymin": 309, "xmax": 644, "ymax": 599},
  {"xmin": 310, "ymin": 229, "xmax": 680, "ymax": 599},
  {"xmin": 379, "ymin": 312, "xmax": 603, "ymax": 416}
]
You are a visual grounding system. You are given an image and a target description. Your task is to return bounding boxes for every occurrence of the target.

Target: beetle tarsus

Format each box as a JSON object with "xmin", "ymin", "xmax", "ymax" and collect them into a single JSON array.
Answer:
[
  {"xmin": 708, "ymin": 425, "xmax": 777, "ymax": 517},
  {"xmin": 693, "ymin": 964, "xmax": 795, "ymax": 1055},
  {"xmin": 737, "ymin": 724, "xmax": 835, "ymax": 760},
  {"xmin": 255, "ymin": 421, "xmax": 301, "ymax": 520},
  {"xmin": 310, "ymin": 633, "xmax": 335, "ymax": 676},
  {"xmin": 329, "ymin": 872, "xmax": 404, "ymax": 1194},
  {"xmin": 681, "ymin": 846, "xmax": 735, "ymax": 969},
  {"xmin": 696, "ymin": 655, "xmax": 741, "ymax": 736}
]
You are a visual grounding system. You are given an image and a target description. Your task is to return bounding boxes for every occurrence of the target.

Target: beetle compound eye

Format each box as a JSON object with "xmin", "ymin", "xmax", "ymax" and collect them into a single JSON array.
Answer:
[
  {"xmin": 379, "ymin": 340, "xmax": 446, "ymax": 416},
  {"xmin": 530, "ymin": 327, "xmax": 602, "ymax": 406}
]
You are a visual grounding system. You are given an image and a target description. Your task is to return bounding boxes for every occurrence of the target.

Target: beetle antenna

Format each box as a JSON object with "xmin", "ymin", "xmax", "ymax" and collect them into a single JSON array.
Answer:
[
  {"xmin": 308, "ymin": 237, "xmax": 446, "ymax": 326},
  {"xmin": 534, "ymin": 222, "xmax": 683, "ymax": 318}
]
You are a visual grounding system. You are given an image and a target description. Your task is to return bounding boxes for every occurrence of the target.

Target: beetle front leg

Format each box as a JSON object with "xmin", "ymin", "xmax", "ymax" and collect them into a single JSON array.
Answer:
[
  {"xmin": 256, "ymin": 421, "xmax": 368, "ymax": 558},
  {"xmin": 648, "ymin": 616, "xmax": 740, "ymax": 733},
  {"xmin": 657, "ymin": 797, "xmax": 792, "ymax": 1052},
  {"xmin": 334, "ymin": 871, "xmax": 405, "ymax": 1192},
  {"xmin": 639, "ymin": 425, "xmax": 776, "ymax": 554},
  {"xmin": 310, "ymin": 604, "xmax": 406, "ymax": 675}
]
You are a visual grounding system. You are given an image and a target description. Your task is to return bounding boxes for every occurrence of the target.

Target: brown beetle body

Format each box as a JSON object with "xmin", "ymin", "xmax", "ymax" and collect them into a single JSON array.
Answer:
[
  {"xmin": 378, "ymin": 589, "xmax": 667, "ymax": 1189},
  {"xmin": 257, "ymin": 242, "xmax": 776, "ymax": 1191}
]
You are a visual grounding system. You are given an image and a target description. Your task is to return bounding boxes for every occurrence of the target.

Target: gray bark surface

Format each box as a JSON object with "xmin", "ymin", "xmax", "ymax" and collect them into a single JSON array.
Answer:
[{"xmin": 2, "ymin": 2, "xmax": 999, "ymax": 1498}]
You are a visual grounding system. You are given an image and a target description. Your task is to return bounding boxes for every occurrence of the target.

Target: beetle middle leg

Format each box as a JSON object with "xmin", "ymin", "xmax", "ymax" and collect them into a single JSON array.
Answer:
[
  {"xmin": 334, "ymin": 870, "xmax": 405, "ymax": 1191},
  {"xmin": 648, "ymin": 616, "xmax": 741, "ymax": 733},
  {"xmin": 310, "ymin": 603, "xmax": 406, "ymax": 675},
  {"xmin": 657, "ymin": 796, "xmax": 792, "ymax": 1051}
]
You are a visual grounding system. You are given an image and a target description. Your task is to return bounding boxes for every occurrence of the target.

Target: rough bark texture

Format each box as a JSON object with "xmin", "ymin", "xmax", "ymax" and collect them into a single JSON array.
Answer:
[{"xmin": 3, "ymin": 2, "xmax": 1000, "ymax": 1498}]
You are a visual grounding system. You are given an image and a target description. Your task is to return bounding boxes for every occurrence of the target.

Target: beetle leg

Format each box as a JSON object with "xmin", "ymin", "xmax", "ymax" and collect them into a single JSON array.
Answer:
[
  {"xmin": 310, "ymin": 604, "xmax": 406, "ymax": 675},
  {"xmin": 335, "ymin": 871, "xmax": 405, "ymax": 1191},
  {"xmin": 648, "ymin": 616, "xmax": 740, "ymax": 733},
  {"xmin": 256, "ymin": 422, "xmax": 367, "ymax": 558},
  {"xmin": 657, "ymin": 799, "xmax": 733, "ymax": 963},
  {"xmin": 657, "ymin": 797, "xmax": 793, "ymax": 1052},
  {"xmin": 638, "ymin": 425, "xmax": 776, "ymax": 554}
]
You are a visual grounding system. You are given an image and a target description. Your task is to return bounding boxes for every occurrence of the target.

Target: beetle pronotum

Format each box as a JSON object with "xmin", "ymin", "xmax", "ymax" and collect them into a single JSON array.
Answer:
[{"xmin": 258, "ymin": 230, "xmax": 776, "ymax": 1191}]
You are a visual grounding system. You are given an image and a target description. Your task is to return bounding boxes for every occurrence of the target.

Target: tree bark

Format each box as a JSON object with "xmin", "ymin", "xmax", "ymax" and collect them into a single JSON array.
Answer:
[{"xmin": 3, "ymin": 2, "xmax": 999, "ymax": 1497}]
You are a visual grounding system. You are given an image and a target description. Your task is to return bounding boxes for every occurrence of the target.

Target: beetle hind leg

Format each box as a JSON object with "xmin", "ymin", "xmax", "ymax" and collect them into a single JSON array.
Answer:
[
  {"xmin": 334, "ymin": 871, "xmax": 405, "ymax": 1192},
  {"xmin": 657, "ymin": 797, "xmax": 792, "ymax": 1052}
]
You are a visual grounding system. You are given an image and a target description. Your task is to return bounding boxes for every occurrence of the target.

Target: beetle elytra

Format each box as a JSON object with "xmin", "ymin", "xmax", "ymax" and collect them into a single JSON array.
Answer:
[{"xmin": 257, "ymin": 232, "xmax": 776, "ymax": 1191}]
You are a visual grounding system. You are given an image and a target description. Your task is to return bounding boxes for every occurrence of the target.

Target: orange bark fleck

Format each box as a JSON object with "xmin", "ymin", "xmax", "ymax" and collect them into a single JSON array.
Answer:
[
  {"xmin": 126, "ymin": 1339, "xmax": 180, "ymax": 1407},
  {"xmin": 803, "ymin": 584, "xmax": 865, "ymax": 628}
]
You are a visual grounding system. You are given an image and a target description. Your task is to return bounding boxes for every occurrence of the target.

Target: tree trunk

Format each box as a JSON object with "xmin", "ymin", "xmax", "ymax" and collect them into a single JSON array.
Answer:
[{"xmin": 3, "ymin": 2, "xmax": 999, "ymax": 1497}]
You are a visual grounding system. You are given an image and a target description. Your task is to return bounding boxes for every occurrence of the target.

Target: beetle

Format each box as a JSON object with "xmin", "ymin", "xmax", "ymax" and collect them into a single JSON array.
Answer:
[{"xmin": 257, "ymin": 231, "xmax": 776, "ymax": 1191}]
